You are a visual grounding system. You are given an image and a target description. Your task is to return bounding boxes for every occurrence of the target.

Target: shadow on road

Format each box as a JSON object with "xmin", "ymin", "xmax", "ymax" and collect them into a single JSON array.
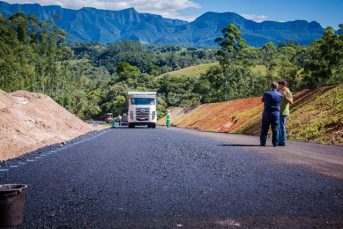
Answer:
[
  {"xmin": 111, "ymin": 126, "xmax": 158, "ymax": 130},
  {"xmin": 218, "ymin": 144, "xmax": 261, "ymax": 147}
]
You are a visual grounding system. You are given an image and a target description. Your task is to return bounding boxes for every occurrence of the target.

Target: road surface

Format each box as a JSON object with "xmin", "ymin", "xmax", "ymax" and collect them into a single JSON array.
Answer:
[{"xmin": 1, "ymin": 126, "xmax": 343, "ymax": 228}]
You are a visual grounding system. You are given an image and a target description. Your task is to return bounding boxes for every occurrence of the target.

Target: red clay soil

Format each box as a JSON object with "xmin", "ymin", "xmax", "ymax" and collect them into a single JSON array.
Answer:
[
  {"xmin": 164, "ymin": 85, "xmax": 343, "ymax": 145},
  {"xmin": 0, "ymin": 90, "xmax": 105, "ymax": 161},
  {"xmin": 173, "ymin": 97, "xmax": 263, "ymax": 133}
]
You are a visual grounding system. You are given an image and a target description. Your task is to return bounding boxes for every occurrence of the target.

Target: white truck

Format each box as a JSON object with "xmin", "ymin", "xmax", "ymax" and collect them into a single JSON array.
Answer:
[{"xmin": 127, "ymin": 91, "xmax": 157, "ymax": 128}]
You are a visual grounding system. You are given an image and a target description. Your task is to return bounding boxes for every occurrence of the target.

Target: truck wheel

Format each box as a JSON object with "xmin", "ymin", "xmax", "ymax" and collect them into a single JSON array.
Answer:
[
  {"xmin": 152, "ymin": 124, "xmax": 156, "ymax": 129},
  {"xmin": 129, "ymin": 124, "xmax": 134, "ymax": 128}
]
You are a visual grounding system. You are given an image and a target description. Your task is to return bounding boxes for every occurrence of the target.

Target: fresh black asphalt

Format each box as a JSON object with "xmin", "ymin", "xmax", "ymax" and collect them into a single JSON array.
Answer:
[{"xmin": 1, "ymin": 126, "xmax": 343, "ymax": 228}]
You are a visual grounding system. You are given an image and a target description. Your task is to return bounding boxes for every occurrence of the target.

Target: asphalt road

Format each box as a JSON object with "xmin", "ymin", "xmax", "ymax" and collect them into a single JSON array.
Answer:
[{"xmin": 1, "ymin": 126, "xmax": 343, "ymax": 228}]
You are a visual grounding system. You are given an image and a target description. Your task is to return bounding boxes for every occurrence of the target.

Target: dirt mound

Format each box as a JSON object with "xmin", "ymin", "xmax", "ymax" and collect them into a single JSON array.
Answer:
[{"xmin": 0, "ymin": 90, "xmax": 104, "ymax": 161}]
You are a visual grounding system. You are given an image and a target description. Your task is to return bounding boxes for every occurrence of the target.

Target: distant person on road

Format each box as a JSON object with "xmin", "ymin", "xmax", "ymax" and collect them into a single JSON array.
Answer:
[
  {"xmin": 117, "ymin": 114, "xmax": 122, "ymax": 126},
  {"xmin": 112, "ymin": 116, "xmax": 116, "ymax": 128},
  {"xmin": 278, "ymin": 79, "xmax": 293, "ymax": 146},
  {"xmin": 260, "ymin": 82, "xmax": 283, "ymax": 147},
  {"xmin": 166, "ymin": 110, "xmax": 171, "ymax": 128}
]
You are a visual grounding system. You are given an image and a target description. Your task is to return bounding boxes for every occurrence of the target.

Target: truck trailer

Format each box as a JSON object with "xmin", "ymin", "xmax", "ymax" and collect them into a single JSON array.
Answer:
[{"xmin": 127, "ymin": 91, "xmax": 157, "ymax": 128}]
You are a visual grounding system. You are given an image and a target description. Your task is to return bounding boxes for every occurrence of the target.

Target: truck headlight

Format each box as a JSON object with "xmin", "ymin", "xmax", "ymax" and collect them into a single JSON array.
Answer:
[
  {"xmin": 130, "ymin": 111, "xmax": 133, "ymax": 119},
  {"xmin": 152, "ymin": 111, "xmax": 155, "ymax": 120}
]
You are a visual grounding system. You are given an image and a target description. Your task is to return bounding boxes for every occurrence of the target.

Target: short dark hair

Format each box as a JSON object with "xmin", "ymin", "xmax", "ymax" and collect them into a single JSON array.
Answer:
[
  {"xmin": 271, "ymin": 82, "xmax": 278, "ymax": 89},
  {"xmin": 278, "ymin": 79, "xmax": 288, "ymax": 87}
]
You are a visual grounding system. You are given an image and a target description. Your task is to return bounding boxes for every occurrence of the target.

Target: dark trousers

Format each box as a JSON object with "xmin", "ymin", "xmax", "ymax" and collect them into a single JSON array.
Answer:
[{"xmin": 260, "ymin": 117, "xmax": 279, "ymax": 146}]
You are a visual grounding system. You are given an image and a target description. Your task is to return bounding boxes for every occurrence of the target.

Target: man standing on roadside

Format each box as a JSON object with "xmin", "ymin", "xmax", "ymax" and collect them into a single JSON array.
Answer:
[
  {"xmin": 260, "ymin": 82, "xmax": 283, "ymax": 147},
  {"xmin": 117, "ymin": 114, "xmax": 122, "ymax": 126},
  {"xmin": 278, "ymin": 79, "xmax": 293, "ymax": 146}
]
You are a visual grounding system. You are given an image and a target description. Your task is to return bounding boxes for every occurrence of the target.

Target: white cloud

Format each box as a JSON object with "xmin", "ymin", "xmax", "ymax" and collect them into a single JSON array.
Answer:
[
  {"xmin": 3, "ymin": 0, "xmax": 202, "ymax": 21},
  {"xmin": 240, "ymin": 14, "xmax": 268, "ymax": 22}
]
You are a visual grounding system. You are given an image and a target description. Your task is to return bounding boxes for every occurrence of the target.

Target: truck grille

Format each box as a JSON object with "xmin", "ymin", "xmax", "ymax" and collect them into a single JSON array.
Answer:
[{"xmin": 135, "ymin": 107, "xmax": 150, "ymax": 121}]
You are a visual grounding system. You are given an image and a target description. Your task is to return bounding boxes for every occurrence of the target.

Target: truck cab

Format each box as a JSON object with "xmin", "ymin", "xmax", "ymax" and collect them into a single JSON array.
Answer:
[
  {"xmin": 127, "ymin": 92, "xmax": 157, "ymax": 128},
  {"xmin": 105, "ymin": 113, "xmax": 114, "ymax": 123}
]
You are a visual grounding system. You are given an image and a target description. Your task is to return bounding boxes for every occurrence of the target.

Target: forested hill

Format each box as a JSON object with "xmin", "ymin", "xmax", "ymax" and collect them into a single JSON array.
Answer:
[
  {"xmin": 0, "ymin": 9, "xmax": 342, "ymax": 123},
  {"xmin": 0, "ymin": 1, "xmax": 324, "ymax": 47}
]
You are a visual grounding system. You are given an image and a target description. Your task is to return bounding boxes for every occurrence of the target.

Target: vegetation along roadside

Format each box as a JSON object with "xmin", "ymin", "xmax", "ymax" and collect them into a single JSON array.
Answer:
[{"xmin": 0, "ymin": 12, "xmax": 342, "ymax": 145}]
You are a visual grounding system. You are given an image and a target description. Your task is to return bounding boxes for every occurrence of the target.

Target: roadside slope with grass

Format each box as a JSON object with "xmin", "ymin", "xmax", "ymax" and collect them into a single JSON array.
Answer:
[{"xmin": 158, "ymin": 84, "xmax": 343, "ymax": 145}]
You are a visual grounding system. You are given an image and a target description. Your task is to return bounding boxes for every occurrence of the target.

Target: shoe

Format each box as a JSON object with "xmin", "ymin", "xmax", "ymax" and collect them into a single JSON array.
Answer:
[
  {"xmin": 278, "ymin": 143, "xmax": 286, "ymax": 146},
  {"xmin": 260, "ymin": 143, "xmax": 265, "ymax": 146},
  {"xmin": 273, "ymin": 144, "xmax": 278, "ymax": 147}
]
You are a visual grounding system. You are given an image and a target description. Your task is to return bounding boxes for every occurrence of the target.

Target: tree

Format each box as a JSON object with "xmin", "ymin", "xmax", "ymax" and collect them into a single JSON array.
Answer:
[
  {"xmin": 303, "ymin": 26, "xmax": 343, "ymax": 88},
  {"xmin": 116, "ymin": 62, "xmax": 141, "ymax": 81},
  {"xmin": 197, "ymin": 65, "xmax": 225, "ymax": 102},
  {"xmin": 261, "ymin": 42, "xmax": 278, "ymax": 85},
  {"xmin": 215, "ymin": 23, "xmax": 246, "ymax": 100},
  {"xmin": 147, "ymin": 65, "xmax": 161, "ymax": 76},
  {"xmin": 235, "ymin": 46, "xmax": 257, "ymax": 98},
  {"xmin": 277, "ymin": 46, "xmax": 299, "ymax": 89}
]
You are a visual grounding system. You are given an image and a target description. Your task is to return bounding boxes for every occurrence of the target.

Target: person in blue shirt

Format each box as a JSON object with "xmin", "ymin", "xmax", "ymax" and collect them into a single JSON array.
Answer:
[{"xmin": 260, "ymin": 82, "xmax": 283, "ymax": 147}]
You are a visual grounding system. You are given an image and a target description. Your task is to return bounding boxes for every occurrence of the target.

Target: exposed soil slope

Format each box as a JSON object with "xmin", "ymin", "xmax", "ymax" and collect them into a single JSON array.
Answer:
[
  {"xmin": 158, "ymin": 85, "xmax": 343, "ymax": 145},
  {"xmin": 0, "ymin": 90, "xmax": 104, "ymax": 161}
]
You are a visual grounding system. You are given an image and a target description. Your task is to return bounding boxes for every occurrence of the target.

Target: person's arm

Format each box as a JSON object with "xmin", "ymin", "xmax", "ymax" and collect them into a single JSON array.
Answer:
[
  {"xmin": 281, "ymin": 91, "xmax": 293, "ymax": 105},
  {"xmin": 262, "ymin": 93, "xmax": 266, "ymax": 102}
]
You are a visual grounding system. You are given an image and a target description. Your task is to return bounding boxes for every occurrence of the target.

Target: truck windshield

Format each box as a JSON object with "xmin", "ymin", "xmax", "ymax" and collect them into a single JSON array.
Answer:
[{"xmin": 131, "ymin": 98, "xmax": 155, "ymax": 105}]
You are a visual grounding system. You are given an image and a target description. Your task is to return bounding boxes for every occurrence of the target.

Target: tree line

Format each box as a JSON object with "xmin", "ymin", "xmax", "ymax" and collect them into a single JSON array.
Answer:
[{"xmin": 0, "ymin": 12, "xmax": 342, "ymax": 120}]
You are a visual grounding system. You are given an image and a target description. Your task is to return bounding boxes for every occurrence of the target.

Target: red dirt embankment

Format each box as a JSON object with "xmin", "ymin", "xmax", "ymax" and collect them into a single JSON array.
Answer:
[
  {"xmin": 169, "ymin": 97, "xmax": 263, "ymax": 133},
  {"xmin": 0, "ymin": 90, "xmax": 104, "ymax": 161},
  {"xmin": 158, "ymin": 85, "xmax": 343, "ymax": 145}
]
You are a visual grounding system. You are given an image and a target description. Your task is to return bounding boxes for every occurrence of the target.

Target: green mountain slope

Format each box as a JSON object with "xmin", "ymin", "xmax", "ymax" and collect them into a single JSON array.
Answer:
[{"xmin": 0, "ymin": 1, "xmax": 324, "ymax": 47}]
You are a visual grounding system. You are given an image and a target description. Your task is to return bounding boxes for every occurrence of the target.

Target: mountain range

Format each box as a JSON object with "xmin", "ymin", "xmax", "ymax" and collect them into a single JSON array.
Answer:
[{"xmin": 0, "ymin": 1, "xmax": 324, "ymax": 47}]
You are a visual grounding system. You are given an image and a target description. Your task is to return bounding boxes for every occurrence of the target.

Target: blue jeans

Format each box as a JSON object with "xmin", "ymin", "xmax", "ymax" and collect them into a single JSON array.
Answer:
[
  {"xmin": 279, "ymin": 115, "xmax": 288, "ymax": 145},
  {"xmin": 260, "ymin": 117, "xmax": 279, "ymax": 146}
]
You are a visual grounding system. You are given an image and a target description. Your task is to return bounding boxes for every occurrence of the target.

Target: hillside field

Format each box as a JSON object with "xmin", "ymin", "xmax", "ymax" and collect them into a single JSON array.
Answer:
[
  {"xmin": 158, "ymin": 84, "xmax": 343, "ymax": 145},
  {"xmin": 158, "ymin": 63, "xmax": 267, "ymax": 78},
  {"xmin": 157, "ymin": 63, "xmax": 219, "ymax": 78}
]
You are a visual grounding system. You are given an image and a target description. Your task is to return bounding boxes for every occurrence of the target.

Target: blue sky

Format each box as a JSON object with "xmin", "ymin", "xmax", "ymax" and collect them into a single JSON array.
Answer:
[
  {"xmin": 2, "ymin": 0, "xmax": 342, "ymax": 29},
  {"xmin": 183, "ymin": 0, "xmax": 343, "ymax": 29}
]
